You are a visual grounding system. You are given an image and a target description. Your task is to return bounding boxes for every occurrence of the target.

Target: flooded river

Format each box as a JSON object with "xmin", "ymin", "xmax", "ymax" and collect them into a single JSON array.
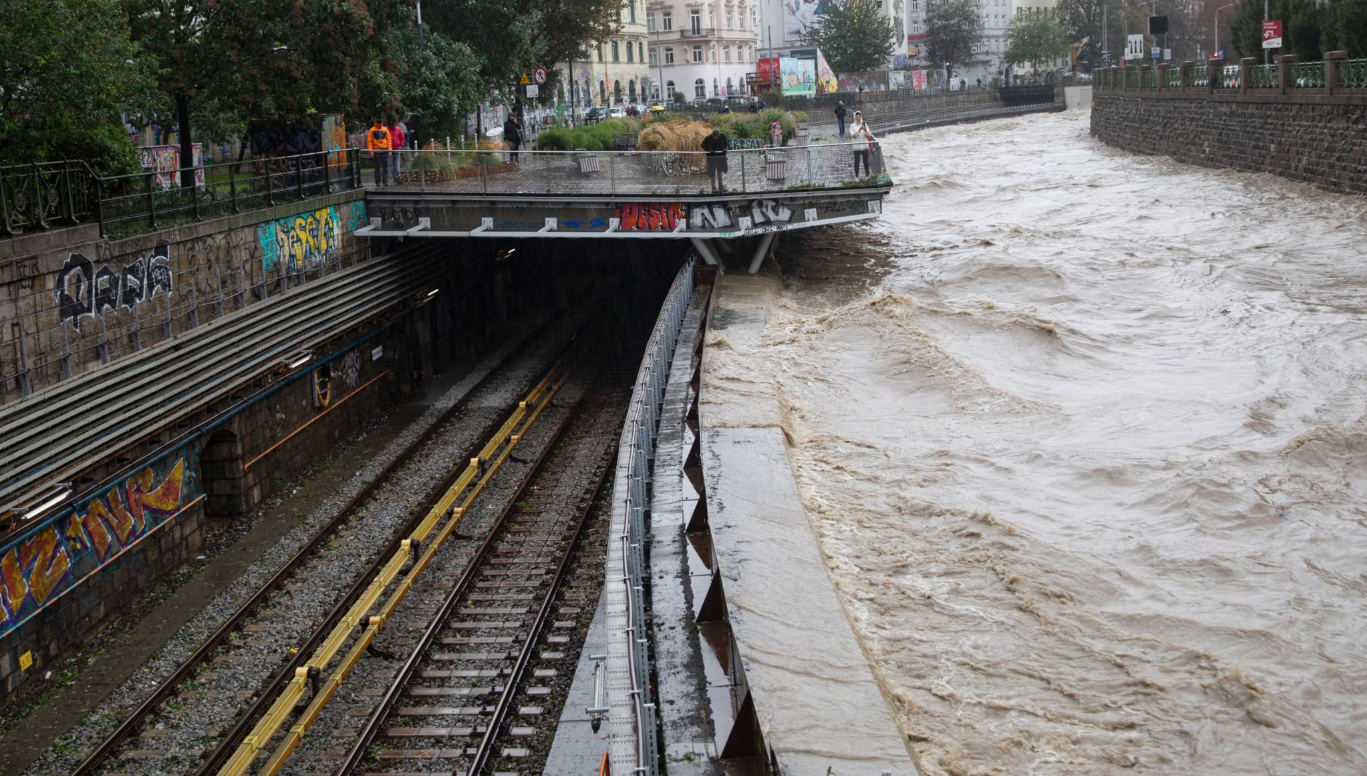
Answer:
[{"xmin": 713, "ymin": 110, "xmax": 1367, "ymax": 775}]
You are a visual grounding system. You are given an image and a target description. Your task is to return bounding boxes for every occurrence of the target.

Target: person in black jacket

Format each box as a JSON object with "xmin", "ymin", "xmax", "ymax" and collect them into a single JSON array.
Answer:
[
  {"xmin": 701, "ymin": 129, "xmax": 729, "ymax": 192},
  {"xmin": 834, "ymin": 101, "xmax": 847, "ymax": 137},
  {"xmin": 503, "ymin": 115, "xmax": 523, "ymax": 164}
]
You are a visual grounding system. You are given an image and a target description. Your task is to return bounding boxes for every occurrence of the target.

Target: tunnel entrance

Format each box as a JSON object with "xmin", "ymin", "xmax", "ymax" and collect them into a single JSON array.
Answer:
[{"xmin": 200, "ymin": 427, "xmax": 245, "ymax": 517}]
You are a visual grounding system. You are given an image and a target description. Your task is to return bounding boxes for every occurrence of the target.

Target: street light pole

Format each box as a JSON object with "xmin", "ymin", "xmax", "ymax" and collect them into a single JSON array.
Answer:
[{"xmin": 1214, "ymin": 3, "xmax": 1234, "ymax": 60}]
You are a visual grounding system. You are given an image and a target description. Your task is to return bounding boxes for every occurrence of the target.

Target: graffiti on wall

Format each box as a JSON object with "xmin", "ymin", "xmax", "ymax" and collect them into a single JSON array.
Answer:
[
  {"xmin": 689, "ymin": 204, "xmax": 733, "ymax": 230},
  {"xmin": 321, "ymin": 115, "xmax": 347, "ymax": 168},
  {"xmin": 138, "ymin": 145, "xmax": 204, "ymax": 191},
  {"xmin": 55, "ymin": 243, "xmax": 173, "ymax": 329},
  {"xmin": 249, "ymin": 122, "xmax": 323, "ymax": 156},
  {"xmin": 616, "ymin": 203, "xmax": 685, "ymax": 231},
  {"xmin": 687, "ymin": 199, "xmax": 792, "ymax": 231},
  {"xmin": 750, "ymin": 199, "xmax": 794, "ymax": 225},
  {"xmin": 257, "ymin": 201, "xmax": 367, "ymax": 274},
  {"xmin": 0, "ymin": 458, "xmax": 187, "ymax": 635}
]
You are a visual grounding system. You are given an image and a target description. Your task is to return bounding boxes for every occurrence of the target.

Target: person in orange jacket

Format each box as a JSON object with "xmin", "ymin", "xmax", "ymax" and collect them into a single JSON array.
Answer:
[{"xmin": 365, "ymin": 120, "xmax": 391, "ymax": 185}]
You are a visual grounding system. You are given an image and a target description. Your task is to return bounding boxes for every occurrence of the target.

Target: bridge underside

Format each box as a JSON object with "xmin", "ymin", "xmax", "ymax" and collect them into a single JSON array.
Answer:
[{"xmin": 359, "ymin": 187, "xmax": 889, "ymax": 242}]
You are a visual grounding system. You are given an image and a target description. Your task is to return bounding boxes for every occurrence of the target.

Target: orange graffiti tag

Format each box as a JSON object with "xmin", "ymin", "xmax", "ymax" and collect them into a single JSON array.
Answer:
[{"xmin": 18, "ymin": 528, "xmax": 72, "ymax": 607}]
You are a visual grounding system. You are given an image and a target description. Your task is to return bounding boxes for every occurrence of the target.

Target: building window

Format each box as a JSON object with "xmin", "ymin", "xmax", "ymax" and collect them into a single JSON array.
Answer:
[
  {"xmin": 629, "ymin": 1, "xmax": 636, "ymax": 23},
  {"xmin": 726, "ymin": 76, "xmax": 733, "ymax": 95},
  {"xmin": 724, "ymin": 46, "xmax": 731, "ymax": 62},
  {"xmin": 663, "ymin": 12, "xmax": 672, "ymax": 30},
  {"xmin": 690, "ymin": 9, "xmax": 701, "ymax": 34},
  {"xmin": 665, "ymin": 47, "xmax": 674, "ymax": 64},
  {"xmin": 648, "ymin": 12, "xmax": 655, "ymax": 31},
  {"xmin": 612, "ymin": 40, "xmax": 620, "ymax": 62},
  {"xmin": 695, "ymin": 78, "xmax": 706, "ymax": 98},
  {"xmin": 629, "ymin": 79, "xmax": 637, "ymax": 100},
  {"xmin": 639, "ymin": 42, "xmax": 644, "ymax": 61},
  {"xmin": 727, "ymin": 9, "xmax": 733, "ymax": 27},
  {"xmin": 713, "ymin": 77, "xmax": 719, "ymax": 96},
  {"xmin": 692, "ymin": 45, "xmax": 703, "ymax": 62},
  {"xmin": 667, "ymin": 80, "xmax": 676, "ymax": 97},
  {"xmin": 649, "ymin": 47, "xmax": 658, "ymax": 66},
  {"xmin": 614, "ymin": 80, "xmax": 622, "ymax": 101},
  {"xmin": 596, "ymin": 44, "xmax": 603, "ymax": 62},
  {"xmin": 627, "ymin": 41, "xmax": 634, "ymax": 62}
]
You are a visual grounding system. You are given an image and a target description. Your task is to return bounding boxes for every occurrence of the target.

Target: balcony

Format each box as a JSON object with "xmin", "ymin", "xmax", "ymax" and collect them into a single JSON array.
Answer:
[{"xmin": 681, "ymin": 27, "xmax": 715, "ymax": 38}]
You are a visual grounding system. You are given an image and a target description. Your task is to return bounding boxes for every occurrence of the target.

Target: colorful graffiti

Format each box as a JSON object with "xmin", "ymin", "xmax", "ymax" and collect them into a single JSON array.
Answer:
[
  {"xmin": 138, "ymin": 144, "xmax": 204, "ymax": 191},
  {"xmin": 321, "ymin": 115, "xmax": 348, "ymax": 168},
  {"xmin": 55, "ymin": 243, "xmax": 173, "ymax": 329},
  {"xmin": 616, "ymin": 203, "xmax": 685, "ymax": 231},
  {"xmin": 258, "ymin": 202, "xmax": 367, "ymax": 274},
  {"xmin": 0, "ymin": 458, "xmax": 187, "ymax": 635}
]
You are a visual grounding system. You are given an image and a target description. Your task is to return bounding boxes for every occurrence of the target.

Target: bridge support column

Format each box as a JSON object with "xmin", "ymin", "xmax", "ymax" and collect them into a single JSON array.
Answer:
[
  {"xmin": 690, "ymin": 237, "xmax": 720, "ymax": 266},
  {"xmin": 748, "ymin": 233, "xmax": 775, "ymax": 274}
]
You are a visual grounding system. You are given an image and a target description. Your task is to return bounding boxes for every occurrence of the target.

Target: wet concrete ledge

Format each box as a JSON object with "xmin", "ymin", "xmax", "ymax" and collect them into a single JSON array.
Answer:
[{"xmin": 699, "ymin": 274, "xmax": 918, "ymax": 776}]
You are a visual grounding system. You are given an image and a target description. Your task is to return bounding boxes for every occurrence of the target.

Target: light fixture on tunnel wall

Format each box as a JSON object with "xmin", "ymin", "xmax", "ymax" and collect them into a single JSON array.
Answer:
[
  {"xmin": 496, "ymin": 247, "xmax": 517, "ymax": 262},
  {"xmin": 412, "ymin": 288, "xmax": 440, "ymax": 307},
  {"xmin": 426, "ymin": 288, "xmax": 439, "ymax": 299},
  {"xmin": 3, "ymin": 483, "xmax": 75, "ymax": 525},
  {"xmin": 280, "ymin": 350, "xmax": 313, "ymax": 371}
]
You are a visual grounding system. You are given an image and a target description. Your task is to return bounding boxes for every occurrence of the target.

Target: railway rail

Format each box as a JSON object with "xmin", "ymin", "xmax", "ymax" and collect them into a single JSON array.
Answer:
[
  {"xmin": 62, "ymin": 314, "xmax": 579, "ymax": 776},
  {"xmin": 334, "ymin": 371, "xmax": 626, "ymax": 776}
]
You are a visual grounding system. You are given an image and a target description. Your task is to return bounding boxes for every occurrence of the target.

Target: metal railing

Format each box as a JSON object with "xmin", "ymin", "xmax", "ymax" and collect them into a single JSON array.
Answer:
[
  {"xmin": 680, "ymin": 27, "xmax": 715, "ymax": 37},
  {"xmin": 1096, "ymin": 55, "xmax": 1367, "ymax": 96},
  {"xmin": 380, "ymin": 142, "xmax": 888, "ymax": 198},
  {"xmin": 607, "ymin": 255, "xmax": 694, "ymax": 776},
  {"xmin": 1, "ymin": 161, "xmax": 98, "ymax": 236},
  {"xmin": 2, "ymin": 150, "xmax": 365, "ymax": 240}
]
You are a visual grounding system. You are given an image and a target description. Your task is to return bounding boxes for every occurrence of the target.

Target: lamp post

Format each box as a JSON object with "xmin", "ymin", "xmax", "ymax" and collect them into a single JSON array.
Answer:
[{"xmin": 1214, "ymin": 3, "xmax": 1235, "ymax": 60}]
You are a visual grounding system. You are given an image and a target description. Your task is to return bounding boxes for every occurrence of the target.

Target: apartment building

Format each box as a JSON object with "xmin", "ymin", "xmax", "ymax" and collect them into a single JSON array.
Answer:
[
  {"xmin": 644, "ymin": 0, "xmax": 763, "ymax": 101},
  {"xmin": 557, "ymin": 0, "xmax": 651, "ymax": 109}
]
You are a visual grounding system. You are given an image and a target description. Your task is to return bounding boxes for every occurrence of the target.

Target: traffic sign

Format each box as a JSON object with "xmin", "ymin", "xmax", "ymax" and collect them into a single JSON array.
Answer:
[
  {"xmin": 1126, "ymin": 34, "xmax": 1144, "ymax": 61},
  {"xmin": 1151, "ymin": 46, "xmax": 1160, "ymax": 60},
  {"xmin": 533, "ymin": 66, "xmax": 547, "ymax": 85},
  {"xmin": 1263, "ymin": 20, "xmax": 1282, "ymax": 49},
  {"xmin": 519, "ymin": 73, "xmax": 530, "ymax": 85},
  {"xmin": 526, "ymin": 84, "xmax": 539, "ymax": 98}
]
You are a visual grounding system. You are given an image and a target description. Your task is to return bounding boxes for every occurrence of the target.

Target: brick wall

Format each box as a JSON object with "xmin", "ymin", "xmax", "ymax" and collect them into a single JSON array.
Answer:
[{"xmin": 1091, "ymin": 93, "xmax": 1367, "ymax": 195}]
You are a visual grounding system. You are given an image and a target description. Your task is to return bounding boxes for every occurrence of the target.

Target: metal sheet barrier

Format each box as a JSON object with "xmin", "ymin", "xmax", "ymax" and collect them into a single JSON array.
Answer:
[{"xmin": 606, "ymin": 255, "xmax": 695, "ymax": 776}]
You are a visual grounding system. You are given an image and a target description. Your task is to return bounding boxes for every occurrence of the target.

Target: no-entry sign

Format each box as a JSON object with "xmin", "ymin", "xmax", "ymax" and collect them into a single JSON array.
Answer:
[{"xmin": 1263, "ymin": 20, "xmax": 1282, "ymax": 49}]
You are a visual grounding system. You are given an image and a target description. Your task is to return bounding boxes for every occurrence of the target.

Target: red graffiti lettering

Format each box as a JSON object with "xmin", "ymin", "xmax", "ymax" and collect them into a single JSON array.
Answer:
[{"xmin": 616, "ymin": 203, "xmax": 684, "ymax": 232}]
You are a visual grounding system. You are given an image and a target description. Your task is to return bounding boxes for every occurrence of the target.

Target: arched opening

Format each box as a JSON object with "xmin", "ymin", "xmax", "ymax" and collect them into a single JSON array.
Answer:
[
  {"xmin": 666, "ymin": 80, "xmax": 676, "ymax": 98},
  {"xmin": 629, "ymin": 80, "xmax": 637, "ymax": 101},
  {"xmin": 694, "ymin": 78, "xmax": 705, "ymax": 98},
  {"xmin": 599, "ymin": 80, "xmax": 607, "ymax": 103},
  {"xmin": 614, "ymin": 80, "xmax": 622, "ymax": 102},
  {"xmin": 200, "ymin": 427, "xmax": 244, "ymax": 516},
  {"xmin": 726, "ymin": 77, "xmax": 734, "ymax": 95}
]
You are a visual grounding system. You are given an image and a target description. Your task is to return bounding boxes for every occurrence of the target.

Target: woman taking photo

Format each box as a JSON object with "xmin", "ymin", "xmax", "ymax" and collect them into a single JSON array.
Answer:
[{"xmin": 849, "ymin": 111, "xmax": 874, "ymax": 178}]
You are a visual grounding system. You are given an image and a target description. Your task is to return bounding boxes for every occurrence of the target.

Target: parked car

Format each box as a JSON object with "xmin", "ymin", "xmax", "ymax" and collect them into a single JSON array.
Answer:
[
  {"xmin": 608, "ymin": 106, "xmax": 627, "ymax": 119},
  {"xmin": 584, "ymin": 107, "xmax": 605, "ymax": 124}
]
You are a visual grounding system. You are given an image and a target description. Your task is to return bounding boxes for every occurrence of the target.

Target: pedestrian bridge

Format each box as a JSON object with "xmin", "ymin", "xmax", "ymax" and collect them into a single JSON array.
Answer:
[{"xmin": 358, "ymin": 143, "xmax": 890, "ymax": 269}]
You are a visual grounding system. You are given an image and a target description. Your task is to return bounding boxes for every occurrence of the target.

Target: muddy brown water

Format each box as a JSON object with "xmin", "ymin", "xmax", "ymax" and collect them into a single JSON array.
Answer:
[{"xmin": 708, "ymin": 111, "xmax": 1367, "ymax": 776}]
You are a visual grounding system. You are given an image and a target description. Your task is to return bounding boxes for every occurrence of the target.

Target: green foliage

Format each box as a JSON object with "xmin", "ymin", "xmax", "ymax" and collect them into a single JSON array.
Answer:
[
  {"xmin": 388, "ymin": 28, "xmax": 484, "ymax": 145},
  {"xmin": 1006, "ymin": 14, "xmax": 1070, "ymax": 66},
  {"xmin": 536, "ymin": 117, "xmax": 642, "ymax": 150},
  {"xmin": 801, "ymin": 0, "xmax": 897, "ymax": 73},
  {"xmin": 924, "ymin": 0, "xmax": 986, "ymax": 77},
  {"xmin": 1226, "ymin": 0, "xmax": 1367, "ymax": 60},
  {"xmin": 0, "ymin": 0, "xmax": 154, "ymax": 172},
  {"xmin": 1056, "ymin": 0, "xmax": 1104, "ymax": 69},
  {"xmin": 711, "ymin": 108, "xmax": 801, "ymax": 141}
]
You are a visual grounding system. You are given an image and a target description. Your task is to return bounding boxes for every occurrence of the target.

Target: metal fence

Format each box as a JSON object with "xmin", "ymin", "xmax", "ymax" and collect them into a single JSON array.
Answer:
[
  {"xmin": 1096, "ymin": 55, "xmax": 1367, "ymax": 95},
  {"xmin": 383, "ymin": 142, "xmax": 888, "ymax": 198},
  {"xmin": 2, "ymin": 151, "xmax": 365, "ymax": 240},
  {"xmin": 607, "ymin": 255, "xmax": 695, "ymax": 776}
]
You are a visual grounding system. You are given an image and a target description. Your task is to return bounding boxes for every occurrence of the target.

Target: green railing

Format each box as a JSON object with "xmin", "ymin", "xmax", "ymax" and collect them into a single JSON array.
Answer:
[
  {"xmin": 1127, "ymin": 69, "xmax": 1140, "ymax": 88},
  {"xmin": 1143, "ymin": 69, "xmax": 1158, "ymax": 88},
  {"xmin": 1249, "ymin": 64, "xmax": 1277, "ymax": 89},
  {"xmin": 1293, "ymin": 60, "xmax": 1326, "ymax": 88},
  {"xmin": 1344, "ymin": 58, "xmax": 1367, "ymax": 88},
  {"xmin": 1218, "ymin": 65, "xmax": 1241, "ymax": 89},
  {"xmin": 1163, "ymin": 67, "xmax": 1182, "ymax": 89}
]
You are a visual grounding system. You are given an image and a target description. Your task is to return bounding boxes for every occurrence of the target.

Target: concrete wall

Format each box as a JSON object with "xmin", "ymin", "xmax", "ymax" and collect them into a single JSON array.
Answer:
[
  {"xmin": 0, "ymin": 192, "xmax": 370, "ymax": 405},
  {"xmin": 1091, "ymin": 92, "xmax": 1367, "ymax": 196}
]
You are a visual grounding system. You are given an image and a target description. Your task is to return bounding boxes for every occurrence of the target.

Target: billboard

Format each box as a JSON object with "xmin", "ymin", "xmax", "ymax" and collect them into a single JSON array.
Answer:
[
  {"xmin": 815, "ymin": 50, "xmax": 838, "ymax": 94},
  {"xmin": 757, "ymin": 57, "xmax": 781, "ymax": 84},
  {"xmin": 778, "ymin": 57, "xmax": 816, "ymax": 97},
  {"xmin": 784, "ymin": 0, "xmax": 824, "ymax": 41}
]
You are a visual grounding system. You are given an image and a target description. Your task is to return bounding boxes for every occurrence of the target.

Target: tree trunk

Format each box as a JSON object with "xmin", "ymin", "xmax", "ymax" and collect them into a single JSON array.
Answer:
[{"xmin": 177, "ymin": 93, "xmax": 194, "ymax": 192}]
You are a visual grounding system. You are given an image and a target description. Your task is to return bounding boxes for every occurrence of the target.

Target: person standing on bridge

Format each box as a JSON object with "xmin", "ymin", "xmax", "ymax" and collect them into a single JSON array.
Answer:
[
  {"xmin": 849, "ymin": 111, "xmax": 874, "ymax": 178},
  {"xmin": 366, "ymin": 120, "xmax": 391, "ymax": 186},
  {"xmin": 389, "ymin": 122, "xmax": 407, "ymax": 179},
  {"xmin": 503, "ymin": 115, "xmax": 523, "ymax": 165},
  {"xmin": 834, "ymin": 101, "xmax": 847, "ymax": 138},
  {"xmin": 701, "ymin": 129, "xmax": 729, "ymax": 193}
]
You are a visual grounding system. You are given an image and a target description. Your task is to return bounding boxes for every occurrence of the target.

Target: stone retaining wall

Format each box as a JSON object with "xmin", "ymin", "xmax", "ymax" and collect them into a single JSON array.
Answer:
[{"xmin": 1091, "ymin": 92, "xmax": 1367, "ymax": 196}]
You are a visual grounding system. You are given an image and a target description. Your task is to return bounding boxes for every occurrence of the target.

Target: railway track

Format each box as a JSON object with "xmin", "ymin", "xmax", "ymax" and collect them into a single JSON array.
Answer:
[
  {"xmin": 58, "ymin": 313, "xmax": 580, "ymax": 776},
  {"xmin": 333, "ymin": 372, "xmax": 626, "ymax": 776}
]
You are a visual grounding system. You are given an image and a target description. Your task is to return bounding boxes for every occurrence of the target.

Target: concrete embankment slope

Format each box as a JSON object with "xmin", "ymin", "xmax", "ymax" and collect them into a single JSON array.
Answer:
[{"xmin": 699, "ymin": 274, "xmax": 919, "ymax": 776}]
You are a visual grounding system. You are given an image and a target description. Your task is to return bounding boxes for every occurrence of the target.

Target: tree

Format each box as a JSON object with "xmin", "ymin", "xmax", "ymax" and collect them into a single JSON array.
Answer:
[
  {"xmin": 0, "ymin": 0, "xmax": 154, "ymax": 172},
  {"xmin": 1006, "ymin": 14, "xmax": 1070, "ymax": 68},
  {"xmin": 1057, "ymin": 0, "xmax": 1105, "ymax": 69},
  {"xmin": 387, "ymin": 28, "xmax": 484, "ymax": 144},
  {"xmin": 924, "ymin": 0, "xmax": 985, "ymax": 79},
  {"xmin": 800, "ymin": 0, "xmax": 897, "ymax": 74}
]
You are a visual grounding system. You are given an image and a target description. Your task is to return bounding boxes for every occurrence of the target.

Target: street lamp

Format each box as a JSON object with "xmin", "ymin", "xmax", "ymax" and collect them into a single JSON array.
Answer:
[{"xmin": 1214, "ymin": 3, "xmax": 1235, "ymax": 60}]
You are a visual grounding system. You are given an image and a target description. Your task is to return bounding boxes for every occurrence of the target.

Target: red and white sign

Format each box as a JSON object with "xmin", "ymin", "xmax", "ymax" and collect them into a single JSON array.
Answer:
[
  {"xmin": 533, "ymin": 66, "xmax": 548, "ymax": 85},
  {"xmin": 756, "ymin": 57, "xmax": 781, "ymax": 81},
  {"xmin": 1262, "ymin": 20, "xmax": 1282, "ymax": 49}
]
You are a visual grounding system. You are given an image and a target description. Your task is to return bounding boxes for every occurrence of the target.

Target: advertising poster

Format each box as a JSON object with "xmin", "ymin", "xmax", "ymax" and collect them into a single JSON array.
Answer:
[
  {"xmin": 138, "ymin": 144, "xmax": 204, "ymax": 190},
  {"xmin": 815, "ymin": 50, "xmax": 839, "ymax": 94},
  {"xmin": 783, "ymin": 0, "xmax": 824, "ymax": 41},
  {"xmin": 778, "ymin": 57, "xmax": 816, "ymax": 97},
  {"xmin": 912, "ymin": 70, "xmax": 927, "ymax": 90},
  {"xmin": 757, "ymin": 57, "xmax": 781, "ymax": 83}
]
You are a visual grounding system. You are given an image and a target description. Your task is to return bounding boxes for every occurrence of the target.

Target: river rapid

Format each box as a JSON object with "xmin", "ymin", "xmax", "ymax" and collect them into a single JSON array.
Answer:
[{"xmin": 718, "ymin": 110, "xmax": 1367, "ymax": 775}]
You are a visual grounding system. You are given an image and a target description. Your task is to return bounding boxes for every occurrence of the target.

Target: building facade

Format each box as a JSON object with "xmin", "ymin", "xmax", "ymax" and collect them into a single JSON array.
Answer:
[
  {"xmin": 906, "ymin": 0, "xmax": 1014, "ymax": 86},
  {"xmin": 645, "ymin": 0, "xmax": 762, "ymax": 102},
  {"xmin": 556, "ymin": 0, "xmax": 651, "ymax": 110}
]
